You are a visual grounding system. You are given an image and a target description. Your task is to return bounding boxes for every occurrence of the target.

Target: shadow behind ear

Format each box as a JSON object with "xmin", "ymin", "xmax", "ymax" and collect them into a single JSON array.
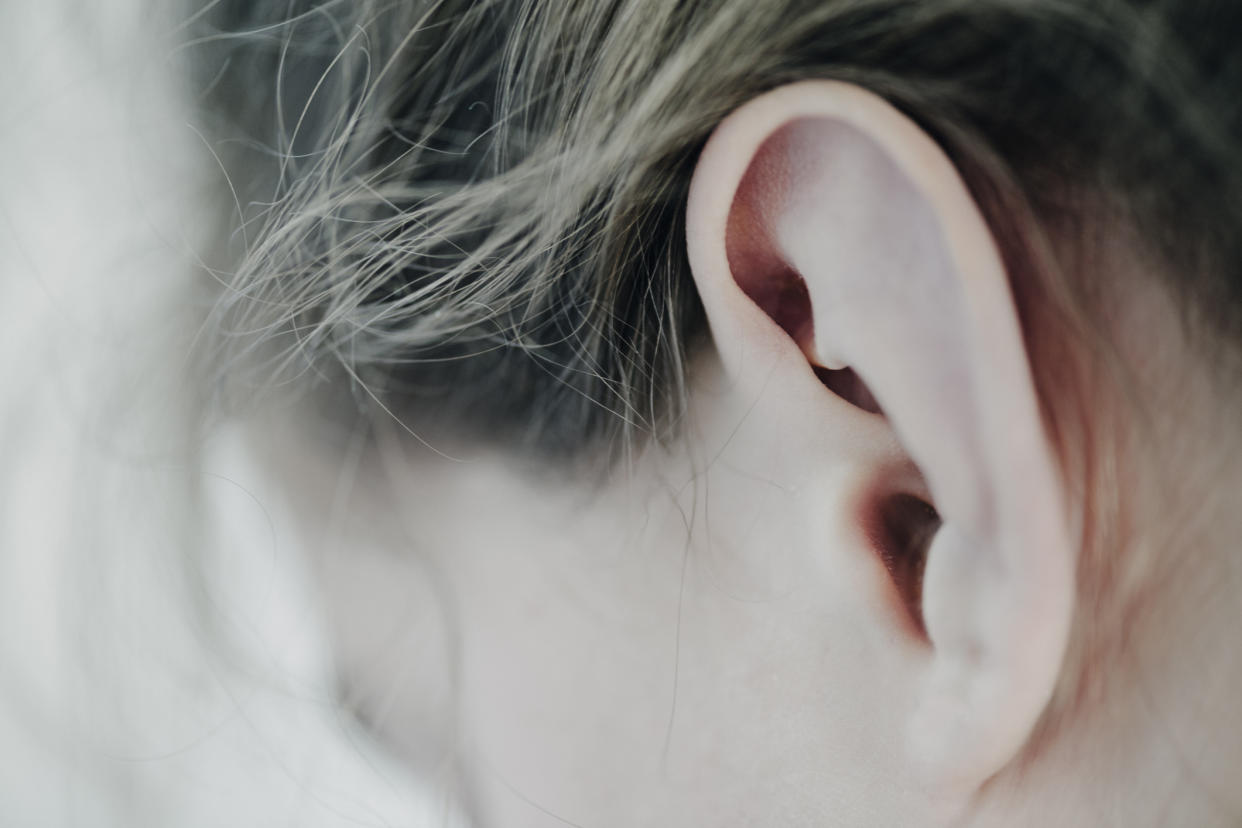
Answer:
[{"xmin": 688, "ymin": 81, "xmax": 1075, "ymax": 794}]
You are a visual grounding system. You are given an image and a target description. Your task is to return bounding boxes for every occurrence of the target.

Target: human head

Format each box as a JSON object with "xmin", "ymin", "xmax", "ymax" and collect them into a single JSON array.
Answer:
[{"xmin": 193, "ymin": 1, "xmax": 1242, "ymax": 825}]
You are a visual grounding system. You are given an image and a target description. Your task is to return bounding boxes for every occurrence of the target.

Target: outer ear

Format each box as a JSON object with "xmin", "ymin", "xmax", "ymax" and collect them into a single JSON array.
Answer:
[{"xmin": 687, "ymin": 82, "xmax": 1074, "ymax": 793}]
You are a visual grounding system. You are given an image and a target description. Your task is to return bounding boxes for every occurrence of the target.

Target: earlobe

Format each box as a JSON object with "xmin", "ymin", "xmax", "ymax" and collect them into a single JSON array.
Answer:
[{"xmin": 687, "ymin": 81, "xmax": 1075, "ymax": 794}]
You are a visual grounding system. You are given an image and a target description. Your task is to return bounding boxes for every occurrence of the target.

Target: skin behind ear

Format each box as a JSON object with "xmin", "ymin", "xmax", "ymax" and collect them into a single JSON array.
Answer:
[{"xmin": 687, "ymin": 82, "xmax": 1075, "ymax": 801}]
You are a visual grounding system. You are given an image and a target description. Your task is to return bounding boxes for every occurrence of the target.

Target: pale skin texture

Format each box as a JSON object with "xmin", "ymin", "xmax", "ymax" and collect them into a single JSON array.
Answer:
[{"xmin": 258, "ymin": 83, "xmax": 1242, "ymax": 827}]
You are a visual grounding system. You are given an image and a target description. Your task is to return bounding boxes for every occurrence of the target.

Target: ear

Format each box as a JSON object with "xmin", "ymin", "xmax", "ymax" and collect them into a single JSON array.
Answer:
[{"xmin": 687, "ymin": 82, "xmax": 1074, "ymax": 793}]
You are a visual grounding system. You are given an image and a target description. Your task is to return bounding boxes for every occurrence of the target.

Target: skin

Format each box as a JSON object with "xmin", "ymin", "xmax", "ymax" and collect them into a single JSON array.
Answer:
[
  {"xmin": 273, "ymin": 356, "xmax": 934, "ymax": 827},
  {"xmin": 265, "ymin": 347, "xmax": 1242, "ymax": 828},
  {"xmin": 254, "ymin": 84, "xmax": 1242, "ymax": 828}
]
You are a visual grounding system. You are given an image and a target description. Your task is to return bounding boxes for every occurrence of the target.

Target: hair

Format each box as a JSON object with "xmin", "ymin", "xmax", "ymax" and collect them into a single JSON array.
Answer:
[{"xmin": 192, "ymin": 0, "xmax": 1242, "ymax": 452}]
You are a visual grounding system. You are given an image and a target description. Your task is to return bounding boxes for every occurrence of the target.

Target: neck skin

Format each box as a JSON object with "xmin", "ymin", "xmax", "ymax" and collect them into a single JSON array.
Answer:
[
  {"xmin": 969, "ymin": 265, "xmax": 1242, "ymax": 828},
  {"xmin": 968, "ymin": 457, "xmax": 1242, "ymax": 827}
]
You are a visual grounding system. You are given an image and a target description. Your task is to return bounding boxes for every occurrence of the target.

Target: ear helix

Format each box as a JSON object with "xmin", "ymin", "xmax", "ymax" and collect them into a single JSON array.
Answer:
[{"xmin": 692, "ymin": 81, "xmax": 1075, "ymax": 790}]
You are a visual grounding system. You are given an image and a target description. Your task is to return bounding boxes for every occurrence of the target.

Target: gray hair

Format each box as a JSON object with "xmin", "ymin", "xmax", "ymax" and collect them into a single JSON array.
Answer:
[{"xmin": 191, "ymin": 0, "xmax": 1242, "ymax": 462}]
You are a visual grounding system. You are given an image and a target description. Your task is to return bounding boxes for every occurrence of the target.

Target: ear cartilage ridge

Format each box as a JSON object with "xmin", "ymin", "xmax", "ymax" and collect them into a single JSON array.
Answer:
[
  {"xmin": 812, "ymin": 365, "xmax": 884, "ymax": 416},
  {"xmin": 815, "ymin": 353, "xmax": 849, "ymax": 372}
]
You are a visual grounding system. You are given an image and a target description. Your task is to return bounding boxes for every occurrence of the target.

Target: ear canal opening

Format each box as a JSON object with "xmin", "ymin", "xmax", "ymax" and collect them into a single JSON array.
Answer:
[
  {"xmin": 740, "ymin": 266, "xmax": 883, "ymax": 416},
  {"xmin": 866, "ymin": 492, "xmax": 941, "ymax": 638}
]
